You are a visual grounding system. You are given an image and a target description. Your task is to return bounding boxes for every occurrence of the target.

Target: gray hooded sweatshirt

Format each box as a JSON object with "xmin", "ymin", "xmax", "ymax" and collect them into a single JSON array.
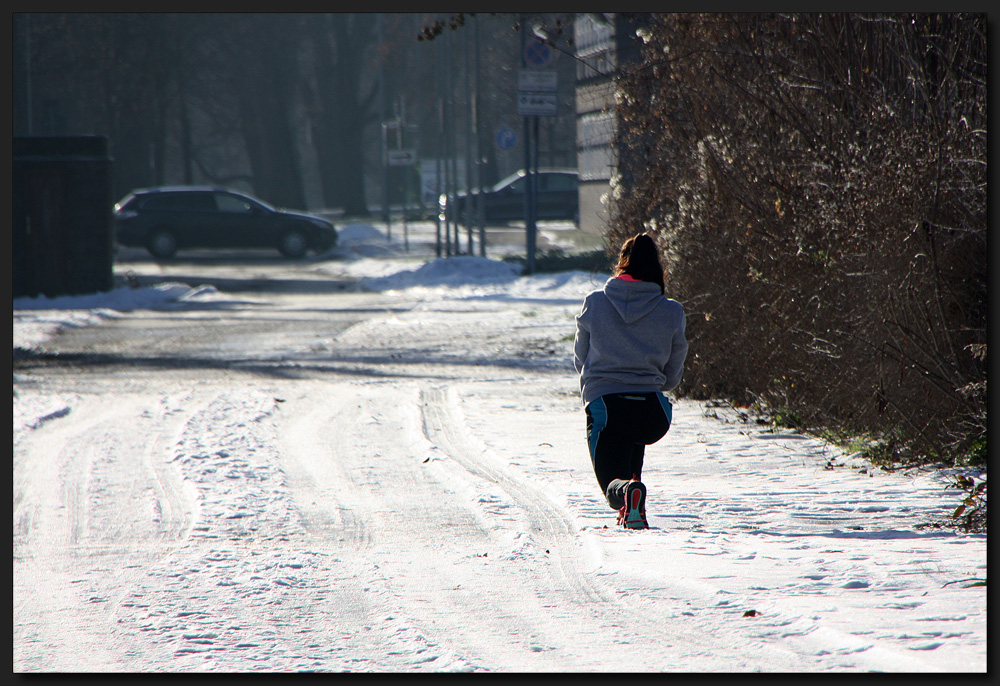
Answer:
[{"xmin": 574, "ymin": 277, "xmax": 688, "ymax": 404}]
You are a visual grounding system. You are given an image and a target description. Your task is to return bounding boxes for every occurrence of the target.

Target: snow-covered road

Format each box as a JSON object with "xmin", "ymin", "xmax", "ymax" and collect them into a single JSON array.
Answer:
[{"xmin": 13, "ymin": 223, "xmax": 986, "ymax": 672}]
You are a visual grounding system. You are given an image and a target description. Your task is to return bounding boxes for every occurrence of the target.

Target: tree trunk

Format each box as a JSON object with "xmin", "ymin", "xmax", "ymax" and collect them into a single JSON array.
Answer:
[
  {"xmin": 237, "ymin": 15, "xmax": 307, "ymax": 210},
  {"xmin": 304, "ymin": 14, "xmax": 375, "ymax": 217},
  {"xmin": 332, "ymin": 16, "xmax": 373, "ymax": 216},
  {"xmin": 306, "ymin": 15, "xmax": 343, "ymax": 211}
]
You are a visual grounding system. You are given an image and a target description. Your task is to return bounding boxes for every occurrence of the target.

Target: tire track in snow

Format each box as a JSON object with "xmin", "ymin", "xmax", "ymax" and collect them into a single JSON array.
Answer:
[
  {"xmin": 14, "ymin": 392, "xmax": 199, "ymax": 554},
  {"xmin": 439, "ymin": 381, "xmax": 841, "ymax": 671},
  {"xmin": 105, "ymin": 389, "xmax": 377, "ymax": 671},
  {"xmin": 417, "ymin": 384, "xmax": 772, "ymax": 670},
  {"xmin": 278, "ymin": 388, "xmax": 375, "ymax": 550},
  {"xmin": 420, "ymin": 385, "xmax": 609, "ymax": 608},
  {"xmin": 13, "ymin": 390, "xmax": 206, "ymax": 671},
  {"xmin": 274, "ymin": 382, "xmax": 481, "ymax": 672}
]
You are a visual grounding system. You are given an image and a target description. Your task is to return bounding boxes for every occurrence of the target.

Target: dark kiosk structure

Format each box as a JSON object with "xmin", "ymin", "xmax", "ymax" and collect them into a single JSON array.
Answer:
[{"xmin": 13, "ymin": 136, "xmax": 114, "ymax": 299}]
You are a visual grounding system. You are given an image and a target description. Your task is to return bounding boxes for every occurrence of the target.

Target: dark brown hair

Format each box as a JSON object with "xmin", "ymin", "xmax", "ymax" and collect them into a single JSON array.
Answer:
[{"xmin": 613, "ymin": 233, "xmax": 665, "ymax": 294}]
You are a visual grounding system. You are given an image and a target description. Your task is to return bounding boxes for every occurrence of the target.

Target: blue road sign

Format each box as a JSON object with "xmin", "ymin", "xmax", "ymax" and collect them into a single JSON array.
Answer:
[
  {"xmin": 495, "ymin": 126, "xmax": 517, "ymax": 151},
  {"xmin": 523, "ymin": 39, "xmax": 553, "ymax": 69}
]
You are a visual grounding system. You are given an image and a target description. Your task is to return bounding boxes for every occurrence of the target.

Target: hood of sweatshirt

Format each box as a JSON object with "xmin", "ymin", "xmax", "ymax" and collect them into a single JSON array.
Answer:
[{"xmin": 602, "ymin": 277, "xmax": 663, "ymax": 324}]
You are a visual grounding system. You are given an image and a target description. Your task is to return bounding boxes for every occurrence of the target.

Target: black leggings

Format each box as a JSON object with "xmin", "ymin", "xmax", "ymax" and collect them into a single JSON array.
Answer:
[{"xmin": 585, "ymin": 392, "xmax": 672, "ymax": 509}]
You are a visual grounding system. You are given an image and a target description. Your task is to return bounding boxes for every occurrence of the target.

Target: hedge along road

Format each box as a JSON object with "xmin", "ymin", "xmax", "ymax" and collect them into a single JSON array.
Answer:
[{"xmin": 13, "ymin": 226, "xmax": 986, "ymax": 672}]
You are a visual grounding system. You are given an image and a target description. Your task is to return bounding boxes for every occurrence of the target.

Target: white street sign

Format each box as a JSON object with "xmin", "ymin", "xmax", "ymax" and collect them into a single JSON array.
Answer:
[
  {"xmin": 517, "ymin": 93, "xmax": 557, "ymax": 117},
  {"xmin": 387, "ymin": 149, "xmax": 416, "ymax": 166},
  {"xmin": 518, "ymin": 70, "xmax": 557, "ymax": 93}
]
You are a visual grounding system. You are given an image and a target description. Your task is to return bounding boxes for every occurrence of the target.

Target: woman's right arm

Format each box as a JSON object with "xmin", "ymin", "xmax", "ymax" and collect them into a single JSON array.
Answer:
[{"xmin": 662, "ymin": 306, "xmax": 688, "ymax": 391}]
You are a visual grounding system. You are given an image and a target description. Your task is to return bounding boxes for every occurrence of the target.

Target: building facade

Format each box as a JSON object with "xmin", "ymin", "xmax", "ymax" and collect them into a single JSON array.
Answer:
[{"xmin": 573, "ymin": 13, "xmax": 644, "ymax": 238}]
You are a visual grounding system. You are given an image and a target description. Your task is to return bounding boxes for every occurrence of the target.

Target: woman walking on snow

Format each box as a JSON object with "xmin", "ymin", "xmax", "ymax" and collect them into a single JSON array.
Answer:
[{"xmin": 574, "ymin": 233, "xmax": 688, "ymax": 529}]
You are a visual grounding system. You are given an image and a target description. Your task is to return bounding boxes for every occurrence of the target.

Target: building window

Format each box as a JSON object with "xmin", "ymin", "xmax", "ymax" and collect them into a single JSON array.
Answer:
[
  {"xmin": 575, "ymin": 14, "xmax": 615, "ymax": 81},
  {"xmin": 577, "ymin": 111, "xmax": 616, "ymax": 181}
]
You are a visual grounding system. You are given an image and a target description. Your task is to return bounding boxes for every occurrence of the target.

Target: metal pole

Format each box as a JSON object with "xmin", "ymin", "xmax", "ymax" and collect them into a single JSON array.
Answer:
[
  {"xmin": 463, "ymin": 25, "xmax": 473, "ymax": 255},
  {"xmin": 475, "ymin": 15, "xmax": 485, "ymax": 257},
  {"xmin": 522, "ymin": 114, "xmax": 531, "ymax": 272},
  {"xmin": 449, "ymin": 31, "xmax": 458, "ymax": 256},
  {"xmin": 532, "ymin": 114, "xmax": 540, "ymax": 264},
  {"xmin": 434, "ymin": 39, "xmax": 443, "ymax": 258},
  {"xmin": 382, "ymin": 123, "xmax": 391, "ymax": 238},
  {"xmin": 400, "ymin": 95, "xmax": 408, "ymax": 249},
  {"xmin": 435, "ymin": 102, "xmax": 443, "ymax": 258},
  {"xmin": 378, "ymin": 14, "xmax": 390, "ymax": 234},
  {"xmin": 444, "ymin": 30, "xmax": 453, "ymax": 257},
  {"xmin": 25, "ymin": 14, "xmax": 32, "ymax": 135},
  {"xmin": 520, "ymin": 18, "xmax": 537, "ymax": 275},
  {"xmin": 527, "ymin": 117, "xmax": 538, "ymax": 275},
  {"xmin": 522, "ymin": 119, "xmax": 531, "ymax": 269}
]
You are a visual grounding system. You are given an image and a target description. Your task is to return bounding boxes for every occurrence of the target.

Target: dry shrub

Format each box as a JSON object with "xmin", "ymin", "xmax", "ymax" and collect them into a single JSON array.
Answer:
[{"xmin": 609, "ymin": 13, "xmax": 986, "ymax": 467}]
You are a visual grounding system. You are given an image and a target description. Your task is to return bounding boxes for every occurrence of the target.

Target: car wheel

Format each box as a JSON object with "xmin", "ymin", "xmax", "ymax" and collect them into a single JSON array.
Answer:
[
  {"xmin": 278, "ymin": 230, "xmax": 308, "ymax": 258},
  {"xmin": 147, "ymin": 230, "xmax": 177, "ymax": 259}
]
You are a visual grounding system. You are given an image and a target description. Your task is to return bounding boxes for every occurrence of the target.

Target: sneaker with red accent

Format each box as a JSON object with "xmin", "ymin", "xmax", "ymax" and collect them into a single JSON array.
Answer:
[{"xmin": 618, "ymin": 479, "xmax": 648, "ymax": 529}]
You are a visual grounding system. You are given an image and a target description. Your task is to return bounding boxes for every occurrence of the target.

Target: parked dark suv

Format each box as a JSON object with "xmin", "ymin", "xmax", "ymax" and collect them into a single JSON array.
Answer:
[
  {"xmin": 448, "ymin": 168, "xmax": 579, "ymax": 225},
  {"xmin": 114, "ymin": 186, "xmax": 337, "ymax": 259}
]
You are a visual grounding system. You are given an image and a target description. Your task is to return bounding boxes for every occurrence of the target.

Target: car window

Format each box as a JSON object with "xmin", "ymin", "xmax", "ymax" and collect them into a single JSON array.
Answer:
[
  {"xmin": 544, "ymin": 174, "xmax": 577, "ymax": 192},
  {"xmin": 142, "ymin": 193, "xmax": 213, "ymax": 211},
  {"xmin": 215, "ymin": 193, "xmax": 253, "ymax": 213},
  {"xmin": 139, "ymin": 195, "xmax": 173, "ymax": 210},
  {"xmin": 505, "ymin": 177, "xmax": 525, "ymax": 193}
]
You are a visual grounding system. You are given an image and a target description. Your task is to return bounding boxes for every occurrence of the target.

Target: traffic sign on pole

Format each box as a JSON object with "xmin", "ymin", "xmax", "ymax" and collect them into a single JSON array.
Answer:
[
  {"xmin": 518, "ymin": 70, "xmax": 557, "ymax": 93},
  {"xmin": 517, "ymin": 93, "xmax": 557, "ymax": 117},
  {"xmin": 495, "ymin": 126, "xmax": 517, "ymax": 151},
  {"xmin": 523, "ymin": 39, "xmax": 553, "ymax": 69},
  {"xmin": 387, "ymin": 149, "xmax": 416, "ymax": 166}
]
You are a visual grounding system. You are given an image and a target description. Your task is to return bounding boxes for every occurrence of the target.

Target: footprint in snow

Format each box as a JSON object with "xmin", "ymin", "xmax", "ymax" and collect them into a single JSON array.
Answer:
[{"xmin": 841, "ymin": 580, "xmax": 871, "ymax": 589}]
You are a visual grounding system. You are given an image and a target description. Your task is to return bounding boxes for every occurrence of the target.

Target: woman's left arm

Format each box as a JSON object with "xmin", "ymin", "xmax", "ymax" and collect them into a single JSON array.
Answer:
[{"xmin": 573, "ymin": 304, "xmax": 591, "ymax": 375}]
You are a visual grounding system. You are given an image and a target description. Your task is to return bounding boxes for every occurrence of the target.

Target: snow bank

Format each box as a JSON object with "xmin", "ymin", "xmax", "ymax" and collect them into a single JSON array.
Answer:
[
  {"xmin": 13, "ymin": 282, "xmax": 194, "ymax": 312},
  {"xmin": 13, "ymin": 283, "xmax": 252, "ymax": 352},
  {"xmin": 337, "ymin": 222, "xmax": 389, "ymax": 244},
  {"xmin": 360, "ymin": 256, "xmax": 522, "ymax": 292}
]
